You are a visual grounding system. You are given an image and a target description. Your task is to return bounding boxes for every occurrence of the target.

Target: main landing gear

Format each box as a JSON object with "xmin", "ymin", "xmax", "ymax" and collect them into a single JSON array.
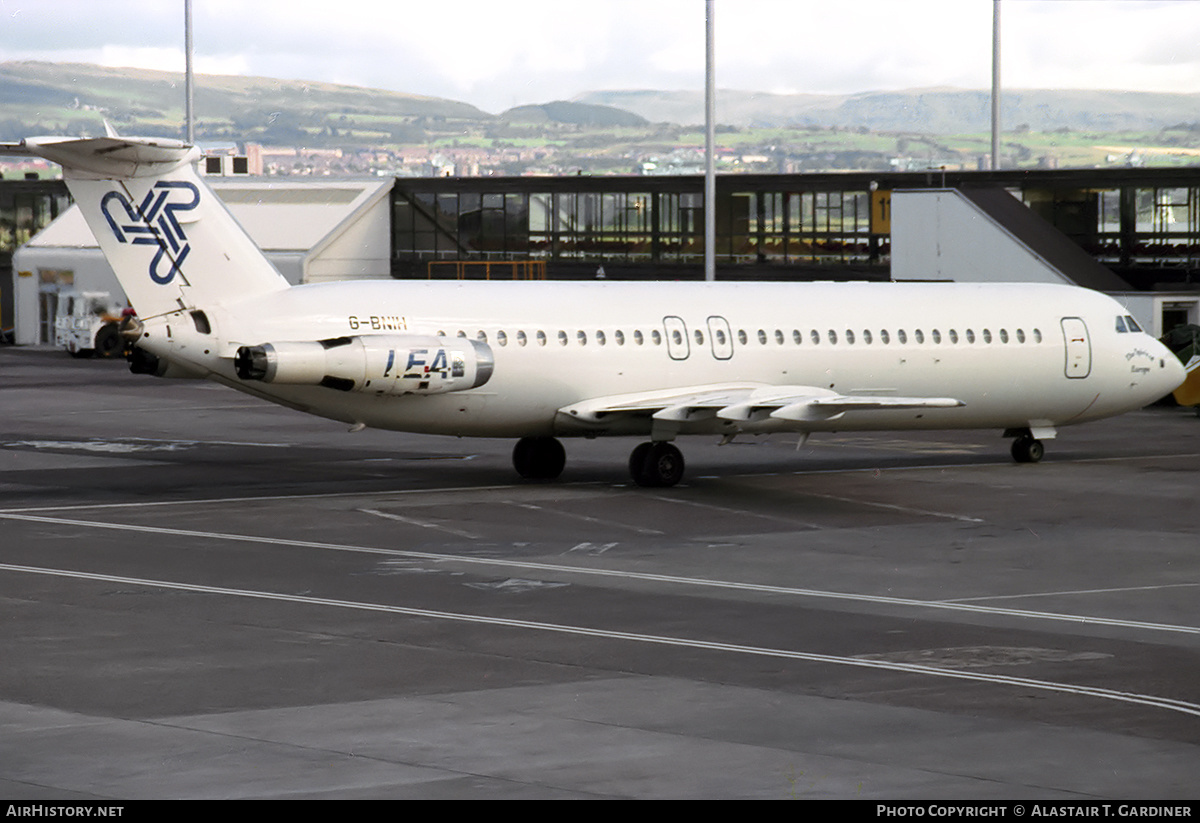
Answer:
[
  {"xmin": 628, "ymin": 441, "xmax": 685, "ymax": 488},
  {"xmin": 511, "ymin": 436, "xmax": 686, "ymax": 487},
  {"xmin": 512, "ymin": 436, "xmax": 566, "ymax": 480}
]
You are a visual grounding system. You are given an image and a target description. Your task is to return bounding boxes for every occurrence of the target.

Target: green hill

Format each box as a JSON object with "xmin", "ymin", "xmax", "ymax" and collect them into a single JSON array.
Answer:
[
  {"xmin": 501, "ymin": 100, "xmax": 647, "ymax": 127},
  {"xmin": 576, "ymin": 87, "xmax": 1200, "ymax": 133},
  {"xmin": 0, "ymin": 60, "xmax": 494, "ymax": 145}
]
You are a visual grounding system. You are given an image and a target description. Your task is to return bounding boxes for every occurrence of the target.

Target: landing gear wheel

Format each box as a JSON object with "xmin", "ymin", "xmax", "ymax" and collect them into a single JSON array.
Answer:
[
  {"xmin": 94, "ymin": 323, "xmax": 122, "ymax": 358},
  {"xmin": 512, "ymin": 436, "xmax": 566, "ymax": 480},
  {"xmin": 1011, "ymin": 435, "xmax": 1044, "ymax": 464},
  {"xmin": 628, "ymin": 442, "xmax": 652, "ymax": 480},
  {"xmin": 630, "ymin": 441, "xmax": 685, "ymax": 488}
]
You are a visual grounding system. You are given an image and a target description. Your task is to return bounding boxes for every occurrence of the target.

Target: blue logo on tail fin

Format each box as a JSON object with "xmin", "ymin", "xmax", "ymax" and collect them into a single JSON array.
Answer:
[{"xmin": 101, "ymin": 182, "xmax": 200, "ymax": 284}]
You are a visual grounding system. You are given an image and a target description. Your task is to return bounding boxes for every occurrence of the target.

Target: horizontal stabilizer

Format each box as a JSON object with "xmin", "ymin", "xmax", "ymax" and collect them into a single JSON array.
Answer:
[{"xmin": 16, "ymin": 136, "xmax": 198, "ymax": 179}]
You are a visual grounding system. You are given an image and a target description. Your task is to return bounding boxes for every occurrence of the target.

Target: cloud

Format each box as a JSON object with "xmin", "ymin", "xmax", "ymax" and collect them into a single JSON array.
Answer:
[{"xmin": 2, "ymin": 0, "xmax": 1198, "ymax": 112}]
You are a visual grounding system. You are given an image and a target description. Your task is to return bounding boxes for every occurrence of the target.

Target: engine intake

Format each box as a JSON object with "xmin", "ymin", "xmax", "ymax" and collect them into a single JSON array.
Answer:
[{"xmin": 234, "ymin": 335, "xmax": 493, "ymax": 395}]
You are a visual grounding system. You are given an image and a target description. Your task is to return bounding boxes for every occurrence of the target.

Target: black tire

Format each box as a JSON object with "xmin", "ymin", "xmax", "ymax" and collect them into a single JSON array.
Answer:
[
  {"xmin": 631, "ymin": 441, "xmax": 685, "ymax": 488},
  {"xmin": 628, "ymin": 442, "xmax": 652, "ymax": 484},
  {"xmin": 512, "ymin": 436, "xmax": 566, "ymax": 480},
  {"xmin": 1011, "ymin": 436, "xmax": 1044, "ymax": 463},
  {"xmin": 94, "ymin": 323, "xmax": 123, "ymax": 358}
]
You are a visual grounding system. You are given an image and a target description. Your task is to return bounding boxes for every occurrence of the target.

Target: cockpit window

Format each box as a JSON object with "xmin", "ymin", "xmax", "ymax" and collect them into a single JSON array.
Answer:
[
  {"xmin": 1115, "ymin": 316, "xmax": 1128, "ymax": 333},
  {"xmin": 1125, "ymin": 315, "xmax": 1142, "ymax": 332}
]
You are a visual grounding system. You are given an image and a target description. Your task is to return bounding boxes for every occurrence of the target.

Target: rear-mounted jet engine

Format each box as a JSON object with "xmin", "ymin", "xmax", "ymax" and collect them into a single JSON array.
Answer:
[{"xmin": 234, "ymin": 335, "xmax": 493, "ymax": 395}]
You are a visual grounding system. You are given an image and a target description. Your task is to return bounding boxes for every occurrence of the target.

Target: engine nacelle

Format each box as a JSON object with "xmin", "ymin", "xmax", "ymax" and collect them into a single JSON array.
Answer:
[{"xmin": 234, "ymin": 335, "xmax": 494, "ymax": 395}]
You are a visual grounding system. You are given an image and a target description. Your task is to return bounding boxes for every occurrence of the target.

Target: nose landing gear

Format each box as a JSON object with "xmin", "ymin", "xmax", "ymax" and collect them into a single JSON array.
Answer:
[{"xmin": 1011, "ymin": 434, "xmax": 1045, "ymax": 463}]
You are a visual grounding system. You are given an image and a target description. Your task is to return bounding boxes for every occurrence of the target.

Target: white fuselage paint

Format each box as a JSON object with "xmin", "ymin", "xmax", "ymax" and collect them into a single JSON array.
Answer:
[{"xmin": 137, "ymin": 279, "xmax": 1184, "ymax": 440}]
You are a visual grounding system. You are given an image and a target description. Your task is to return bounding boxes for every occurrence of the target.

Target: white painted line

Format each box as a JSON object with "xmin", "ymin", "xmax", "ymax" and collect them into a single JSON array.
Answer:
[
  {"xmin": 4, "ymin": 561, "xmax": 1198, "ymax": 720},
  {"xmin": 357, "ymin": 508, "xmax": 481, "ymax": 540},
  {"xmin": 0, "ymin": 484, "xmax": 533, "ymax": 514},
  {"xmin": 46, "ymin": 404, "xmax": 269, "ymax": 416},
  {"xmin": 646, "ymin": 494, "xmax": 825, "ymax": 530},
  {"xmin": 944, "ymin": 582, "xmax": 1200, "ymax": 603},
  {"xmin": 802, "ymin": 491, "xmax": 984, "ymax": 523},
  {"xmin": 506, "ymin": 501, "xmax": 665, "ymax": 536},
  {"xmin": 2, "ymin": 511, "xmax": 1197, "ymax": 637},
  {"xmin": 6, "ymin": 448, "xmax": 1200, "ymax": 518}
]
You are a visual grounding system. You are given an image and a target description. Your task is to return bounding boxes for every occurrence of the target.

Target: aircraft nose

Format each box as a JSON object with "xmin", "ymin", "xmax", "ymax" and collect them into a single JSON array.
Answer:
[{"xmin": 1156, "ymin": 345, "xmax": 1188, "ymax": 399}]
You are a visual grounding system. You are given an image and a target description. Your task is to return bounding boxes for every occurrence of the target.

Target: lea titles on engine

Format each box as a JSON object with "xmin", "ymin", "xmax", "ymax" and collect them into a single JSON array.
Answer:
[{"xmin": 234, "ymin": 334, "xmax": 494, "ymax": 395}]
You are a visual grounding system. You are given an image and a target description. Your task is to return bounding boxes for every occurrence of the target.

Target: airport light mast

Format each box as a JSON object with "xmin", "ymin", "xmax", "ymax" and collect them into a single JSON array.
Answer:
[
  {"xmin": 704, "ymin": 0, "xmax": 716, "ymax": 281},
  {"xmin": 991, "ymin": 0, "xmax": 1001, "ymax": 170},
  {"xmin": 184, "ymin": 0, "xmax": 195, "ymax": 145}
]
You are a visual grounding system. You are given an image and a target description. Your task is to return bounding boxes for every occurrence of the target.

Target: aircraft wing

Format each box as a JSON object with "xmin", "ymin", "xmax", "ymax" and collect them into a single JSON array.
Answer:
[{"xmin": 558, "ymin": 383, "xmax": 964, "ymax": 429}]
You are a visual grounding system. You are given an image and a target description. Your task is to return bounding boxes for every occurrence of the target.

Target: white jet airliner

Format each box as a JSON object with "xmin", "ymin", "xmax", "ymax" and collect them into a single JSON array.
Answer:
[{"xmin": 6, "ymin": 134, "xmax": 1186, "ymax": 487}]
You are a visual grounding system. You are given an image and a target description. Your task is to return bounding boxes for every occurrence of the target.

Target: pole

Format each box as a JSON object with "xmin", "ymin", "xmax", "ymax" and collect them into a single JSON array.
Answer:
[
  {"xmin": 185, "ymin": 0, "xmax": 195, "ymax": 145},
  {"xmin": 991, "ymin": 0, "xmax": 1000, "ymax": 170},
  {"xmin": 704, "ymin": 0, "xmax": 716, "ymax": 281}
]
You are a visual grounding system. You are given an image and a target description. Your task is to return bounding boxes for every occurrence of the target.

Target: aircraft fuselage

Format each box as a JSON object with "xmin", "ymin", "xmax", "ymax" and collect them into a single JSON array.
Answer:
[{"xmin": 136, "ymin": 279, "xmax": 1182, "ymax": 439}]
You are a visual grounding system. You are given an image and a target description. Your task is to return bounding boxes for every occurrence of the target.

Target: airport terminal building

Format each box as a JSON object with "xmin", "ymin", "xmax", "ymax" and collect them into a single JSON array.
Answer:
[{"xmin": 4, "ymin": 165, "xmax": 1200, "ymax": 344}]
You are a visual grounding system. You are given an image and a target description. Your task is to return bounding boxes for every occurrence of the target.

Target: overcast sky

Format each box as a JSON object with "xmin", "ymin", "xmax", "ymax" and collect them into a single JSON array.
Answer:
[{"xmin": 2, "ymin": 0, "xmax": 1198, "ymax": 113}]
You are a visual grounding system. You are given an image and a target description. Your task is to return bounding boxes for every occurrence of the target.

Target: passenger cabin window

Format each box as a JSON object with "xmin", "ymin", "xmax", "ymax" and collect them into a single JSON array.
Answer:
[
  {"xmin": 863, "ymin": 329, "xmax": 873, "ymax": 344},
  {"xmin": 634, "ymin": 330, "xmax": 644, "ymax": 345},
  {"xmin": 810, "ymin": 330, "xmax": 820, "ymax": 345},
  {"xmin": 651, "ymin": 330, "xmax": 662, "ymax": 345},
  {"xmin": 1016, "ymin": 329, "xmax": 1026, "ymax": 343},
  {"xmin": 914, "ymin": 330, "xmax": 925, "ymax": 344},
  {"xmin": 966, "ymin": 329, "xmax": 975, "ymax": 344},
  {"xmin": 517, "ymin": 330, "xmax": 528, "ymax": 346},
  {"xmin": 496, "ymin": 330, "xmax": 507, "ymax": 346},
  {"xmin": 694, "ymin": 330, "xmax": 705, "ymax": 345},
  {"xmin": 757, "ymin": 330, "xmax": 768, "ymax": 345},
  {"xmin": 1000, "ymin": 329, "xmax": 1009, "ymax": 343},
  {"xmin": 931, "ymin": 329, "xmax": 941, "ymax": 344},
  {"xmin": 897, "ymin": 329, "xmax": 908, "ymax": 344},
  {"xmin": 828, "ymin": 330, "xmax": 838, "ymax": 344},
  {"xmin": 845, "ymin": 329, "xmax": 855, "ymax": 344},
  {"xmin": 577, "ymin": 330, "xmax": 587, "ymax": 346},
  {"xmin": 557, "ymin": 330, "xmax": 568, "ymax": 346},
  {"xmin": 615, "ymin": 330, "xmax": 625, "ymax": 346},
  {"xmin": 982, "ymin": 329, "xmax": 992, "ymax": 344},
  {"xmin": 476, "ymin": 330, "xmax": 488, "ymax": 343},
  {"xmin": 536, "ymin": 330, "xmax": 547, "ymax": 346},
  {"xmin": 880, "ymin": 329, "xmax": 890, "ymax": 344},
  {"xmin": 774, "ymin": 330, "xmax": 784, "ymax": 345},
  {"xmin": 948, "ymin": 329, "xmax": 958, "ymax": 344},
  {"xmin": 1034, "ymin": 328, "xmax": 1043, "ymax": 343},
  {"xmin": 793, "ymin": 330, "xmax": 803, "ymax": 345},
  {"xmin": 596, "ymin": 330, "xmax": 606, "ymax": 346}
]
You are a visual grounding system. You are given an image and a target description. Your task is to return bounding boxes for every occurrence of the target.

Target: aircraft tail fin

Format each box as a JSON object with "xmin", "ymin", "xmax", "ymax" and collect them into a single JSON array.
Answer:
[{"xmin": 18, "ymin": 135, "xmax": 290, "ymax": 320}]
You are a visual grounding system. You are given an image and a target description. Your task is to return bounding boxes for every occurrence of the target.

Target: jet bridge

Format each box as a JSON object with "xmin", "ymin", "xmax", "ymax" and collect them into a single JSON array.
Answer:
[{"xmin": 890, "ymin": 186, "xmax": 1131, "ymax": 291}]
